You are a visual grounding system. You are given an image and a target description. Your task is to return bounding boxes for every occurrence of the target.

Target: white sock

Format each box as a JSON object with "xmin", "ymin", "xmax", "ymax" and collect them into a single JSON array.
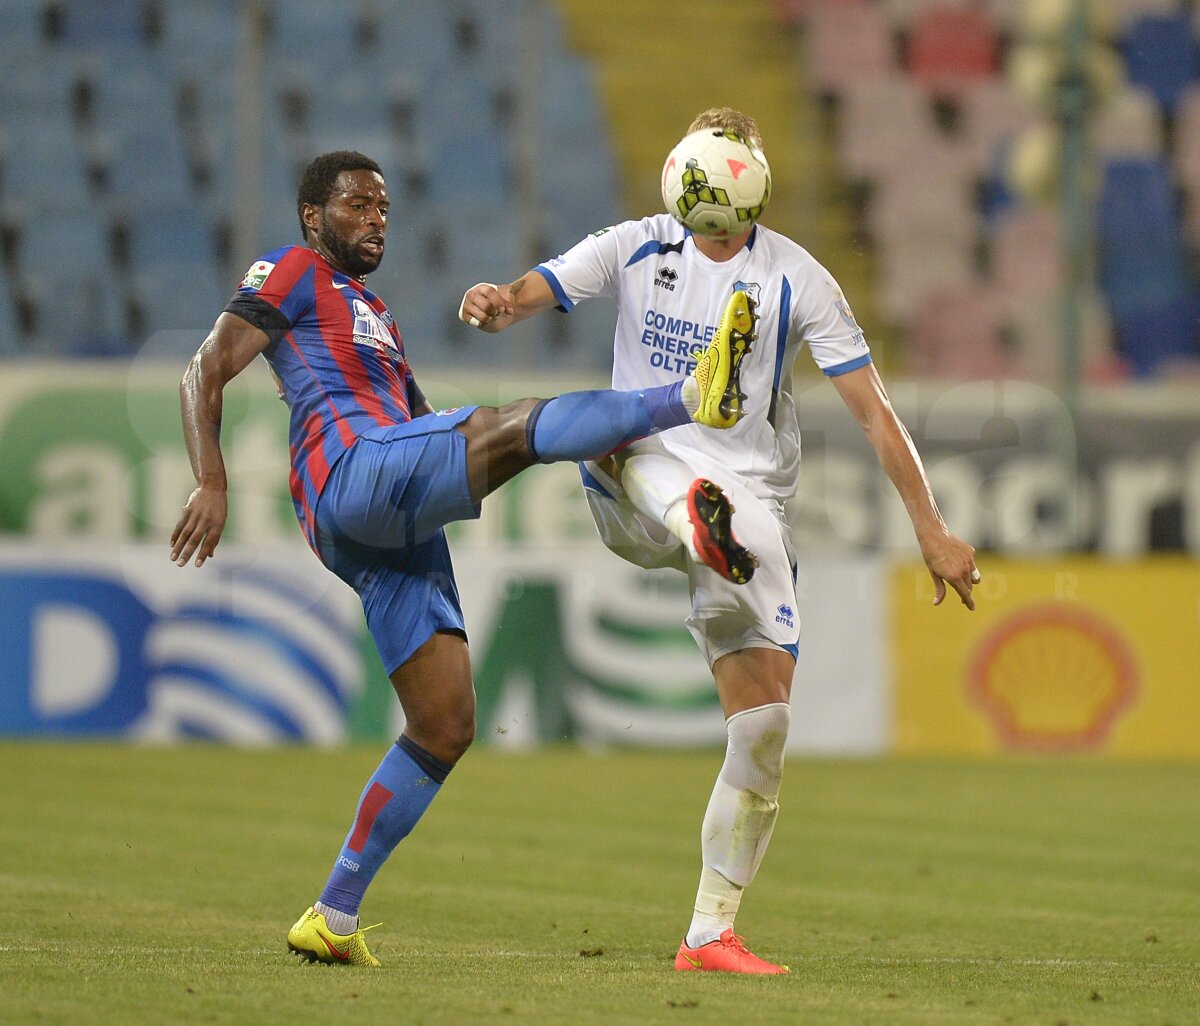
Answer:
[
  {"xmin": 685, "ymin": 703, "xmax": 791, "ymax": 948},
  {"xmin": 664, "ymin": 499, "xmax": 700, "ymax": 561},
  {"xmin": 315, "ymin": 901, "xmax": 357, "ymax": 935},
  {"xmin": 685, "ymin": 865, "xmax": 743, "ymax": 948},
  {"xmin": 681, "ymin": 376, "xmax": 701, "ymax": 416}
]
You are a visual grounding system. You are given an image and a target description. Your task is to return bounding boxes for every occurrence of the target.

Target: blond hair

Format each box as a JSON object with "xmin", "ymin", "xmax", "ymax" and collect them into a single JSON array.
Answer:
[{"xmin": 686, "ymin": 107, "xmax": 764, "ymax": 150}]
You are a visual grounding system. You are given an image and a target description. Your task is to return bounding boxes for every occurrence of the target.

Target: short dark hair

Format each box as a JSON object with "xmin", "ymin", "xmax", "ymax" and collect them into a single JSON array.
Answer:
[{"xmin": 296, "ymin": 151, "xmax": 383, "ymax": 240}]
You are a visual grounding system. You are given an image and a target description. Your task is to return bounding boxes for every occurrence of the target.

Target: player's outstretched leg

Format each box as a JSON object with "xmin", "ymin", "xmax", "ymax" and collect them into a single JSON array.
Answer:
[
  {"xmin": 525, "ymin": 291, "xmax": 753, "ymax": 464},
  {"xmin": 687, "ymin": 478, "xmax": 759, "ymax": 585}
]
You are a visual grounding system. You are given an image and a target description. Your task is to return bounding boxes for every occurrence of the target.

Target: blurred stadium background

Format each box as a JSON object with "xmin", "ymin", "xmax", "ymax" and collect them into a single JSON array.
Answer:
[{"xmin": 1, "ymin": 0, "xmax": 1197, "ymax": 759}]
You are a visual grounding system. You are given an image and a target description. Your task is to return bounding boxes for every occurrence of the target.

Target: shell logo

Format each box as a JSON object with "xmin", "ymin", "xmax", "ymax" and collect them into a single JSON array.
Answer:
[{"xmin": 967, "ymin": 603, "xmax": 1139, "ymax": 752}]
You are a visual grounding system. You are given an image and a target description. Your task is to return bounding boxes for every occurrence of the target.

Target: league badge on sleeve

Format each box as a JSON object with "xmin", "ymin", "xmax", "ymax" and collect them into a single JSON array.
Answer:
[{"xmin": 241, "ymin": 260, "xmax": 276, "ymax": 291}]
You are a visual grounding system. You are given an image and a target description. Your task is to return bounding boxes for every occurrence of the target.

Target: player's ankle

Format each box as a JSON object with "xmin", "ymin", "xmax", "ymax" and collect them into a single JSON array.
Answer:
[
  {"xmin": 664, "ymin": 499, "xmax": 700, "ymax": 561},
  {"xmin": 315, "ymin": 901, "xmax": 358, "ymax": 935},
  {"xmin": 680, "ymin": 376, "xmax": 700, "ymax": 417}
]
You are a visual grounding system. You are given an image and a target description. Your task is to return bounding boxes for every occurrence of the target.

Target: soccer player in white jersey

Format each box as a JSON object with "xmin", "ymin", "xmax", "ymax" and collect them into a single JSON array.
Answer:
[{"xmin": 458, "ymin": 107, "xmax": 979, "ymax": 975}]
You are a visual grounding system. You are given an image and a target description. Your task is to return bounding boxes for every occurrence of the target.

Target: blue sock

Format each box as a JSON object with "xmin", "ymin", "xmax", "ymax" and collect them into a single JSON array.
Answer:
[
  {"xmin": 317, "ymin": 736, "xmax": 453, "ymax": 917},
  {"xmin": 526, "ymin": 381, "xmax": 689, "ymax": 463}
]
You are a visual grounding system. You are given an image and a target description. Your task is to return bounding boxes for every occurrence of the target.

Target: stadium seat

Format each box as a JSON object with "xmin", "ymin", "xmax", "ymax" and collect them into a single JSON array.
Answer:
[
  {"xmin": 373, "ymin": 2, "xmax": 455, "ymax": 73},
  {"xmin": 0, "ymin": 281, "xmax": 22, "ymax": 354},
  {"xmin": 1111, "ymin": 294, "xmax": 1198, "ymax": 377},
  {"xmin": 878, "ymin": 230, "xmax": 975, "ymax": 323},
  {"xmin": 1091, "ymin": 85, "xmax": 1164, "ymax": 160},
  {"xmin": 267, "ymin": 0, "xmax": 368, "ymax": 60},
  {"xmin": 0, "ymin": 122, "xmax": 91, "ymax": 204},
  {"xmin": 0, "ymin": 50, "xmax": 77, "ymax": 127},
  {"xmin": 1004, "ymin": 290, "xmax": 1117, "ymax": 385},
  {"xmin": 989, "ymin": 207, "xmax": 1062, "ymax": 300},
  {"xmin": 1109, "ymin": 0, "xmax": 1179, "ymax": 33},
  {"xmin": 907, "ymin": 282, "xmax": 1015, "ymax": 379},
  {"xmin": 1120, "ymin": 14, "xmax": 1200, "ymax": 113},
  {"xmin": 159, "ymin": 1, "xmax": 243, "ymax": 62},
  {"xmin": 1096, "ymin": 158, "xmax": 1189, "ymax": 319},
  {"xmin": 0, "ymin": 0, "xmax": 46, "ymax": 49},
  {"xmin": 103, "ymin": 125, "xmax": 194, "ymax": 206},
  {"xmin": 88, "ymin": 60, "xmax": 178, "ymax": 138},
  {"xmin": 305, "ymin": 69, "xmax": 393, "ymax": 137},
  {"xmin": 128, "ymin": 205, "xmax": 219, "ymax": 276},
  {"xmin": 24, "ymin": 268, "xmax": 129, "ymax": 355},
  {"xmin": 55, "ymin": 0, "xmax": 150, "ymax": 46},
  {"xmin": 806, "ymin": 0, "xmax": 896, "ymax": 95},
  {"xmin": 131, "ymin": 261, "xmax": 228, "ymax": 337},
  {"xmin": 956, "ymin": 78, "xmax": 1040, "ymax": 177},
  {"xmin": 865, "ymin": 134, "xmax": 977, "ymax": 245},
  {"xmin": 836, "ymin": 75, "xmax": 937, "ymax": 182},
  {"xmin": 414, "ymin": 60, "xmax": 511, "ymax": 205},
  {"xmin": 906, "ymin": 4, "xmax": 1001, "ymax": 99},
  {"xmin": 15, "ymin": 206, "xmax": 112, "ymax": 282}
]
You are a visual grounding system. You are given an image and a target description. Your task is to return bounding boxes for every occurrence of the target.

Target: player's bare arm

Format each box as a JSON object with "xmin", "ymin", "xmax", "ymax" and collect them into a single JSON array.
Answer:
[
  {"xmin": 831, "ymin": 363, "xmax": 978, "ymax": 610},
  {"xmin": 171, "ymin": 312, "xmax": 273, "ymax": 568},
  {"xmin": 458, "ymin": 272, "xmax": 557, "ymax": 332}
]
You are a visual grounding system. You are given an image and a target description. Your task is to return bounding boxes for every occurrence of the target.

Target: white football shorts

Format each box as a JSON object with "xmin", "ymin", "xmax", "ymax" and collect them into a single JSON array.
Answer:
[{"xmin": 580, "ymin": 452, "xmax": 800, "ymax": 667}]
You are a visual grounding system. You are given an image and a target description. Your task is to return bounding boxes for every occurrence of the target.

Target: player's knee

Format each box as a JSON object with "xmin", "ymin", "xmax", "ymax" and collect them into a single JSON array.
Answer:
[
  {"xmin": 722, "ymin": 702, "xmax": 790, "ymax": 798},
  {"xmin": 409, "ymin": 711, "xmax": 475, "ymax": 765}
]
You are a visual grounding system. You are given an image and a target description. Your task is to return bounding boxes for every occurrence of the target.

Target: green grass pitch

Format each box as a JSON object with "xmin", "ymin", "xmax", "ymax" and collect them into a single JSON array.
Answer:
[{"xmin": 2, "ymin": 744, "xmax": 1197, "ymax": 1026}]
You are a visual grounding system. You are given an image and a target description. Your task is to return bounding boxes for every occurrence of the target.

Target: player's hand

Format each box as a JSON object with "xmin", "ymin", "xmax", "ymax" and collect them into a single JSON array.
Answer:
[
  {"xmin": 458, "ymin": 282, "xmax": 515, "ymax": 330},
  {"xmin": 919, "ymin": 528, "xmax": 979, "ymax": 611},
  {"xmin": 170, "ymin": 485, "xmax": 228, "ymax": 568}
]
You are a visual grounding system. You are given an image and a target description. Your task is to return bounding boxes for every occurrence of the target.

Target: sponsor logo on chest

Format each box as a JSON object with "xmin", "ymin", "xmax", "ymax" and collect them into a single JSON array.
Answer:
[{"xmin": 351, "ymin": 298, "xmax": 399, "ymax": 357}]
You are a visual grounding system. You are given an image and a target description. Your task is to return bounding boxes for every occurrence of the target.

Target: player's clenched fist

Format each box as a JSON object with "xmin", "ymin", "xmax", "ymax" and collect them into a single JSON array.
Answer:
[{"xmin": 458, "ymin": 281, "xmax": 515, "ymax": 330}]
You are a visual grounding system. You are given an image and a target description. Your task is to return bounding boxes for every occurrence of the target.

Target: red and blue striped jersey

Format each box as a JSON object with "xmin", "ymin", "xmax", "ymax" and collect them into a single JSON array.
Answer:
[{"xmin": 228, "ymin": 245, "xmax": 417, "ymax": 549}]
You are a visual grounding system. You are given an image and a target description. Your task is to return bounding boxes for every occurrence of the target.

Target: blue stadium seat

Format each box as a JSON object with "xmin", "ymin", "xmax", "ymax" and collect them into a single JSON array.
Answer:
[
  {"xmin": 1123, "ymin": 15, "xmax": 1200, "ymax": 113},
  {"xmin": 415, "ymin": 65, "xmax": 510, "ymax": 203},
  {"xmin": 1112, "ymin": 295, "xmax": 1199, "ymax": 378},
  {"xmin": 374, "ymin": 3, "xmax": 454, "ymax": 73},
  {"xmin": 160, "ymin": 1, "xmax": 243, "ymax": 61},
  {"xmin": 267, "ymin": 0, "xmax": 365, "ymax": 61},
  {"xmin": 128, "ymin": 205, "xmax": 218, "ymax": 275},
  {"xmin": 0, "ymin": 0, "xmax": 46, "ymax": 49},
  {"xmin": 56, "ymin": 0, "xmax": 149, "ymax": 47},
  {"xmin": 104, "ymin": 125, "xmax": 193, "ymax": 206},
  {"xmin": 133, "ymin": 261, "xmax": 228, "ymax": 337},
  {"xmin": 1096, "ymin": 158, "xmax": 1188, "ymax": 318},
  {"xmin": 89, "ymin": 60, "xmax": 178, "ymax": 137},
  {"xmin": 0, "ymin": 51, "xmax": 80, "ymax": 128},
  {"xmin": 1121, "ymin": 15, "xmax": 1200, "ymax": 113},
  {"xmin": 0, "ymin": 281, "xmax": 22, "ymax": 355},
  {"xmin": 1, "ymin": 122, "xmax": 91, "ymax": 203},
  {"xmin": 32, "ymin": 270, "xmax": 129, "ymax": 355},
  {"xmin": 16, "ymin": 207, "xmax": 111, "ymax": 282},
  {"xmin": 305, "ymin": 67, "xmax": 393, "ymax": 137}
]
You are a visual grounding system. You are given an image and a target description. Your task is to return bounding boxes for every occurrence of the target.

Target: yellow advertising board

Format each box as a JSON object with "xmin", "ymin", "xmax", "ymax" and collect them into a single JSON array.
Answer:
[{"xmin": 892, "ymin": 558, "xmax": 1200, "ymax": 758}]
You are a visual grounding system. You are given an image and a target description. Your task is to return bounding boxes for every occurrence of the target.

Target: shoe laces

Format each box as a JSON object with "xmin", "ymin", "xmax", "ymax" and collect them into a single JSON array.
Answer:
[{"xmin": 722, "ymin": 931, "xmax": 751, "ymax": 953}]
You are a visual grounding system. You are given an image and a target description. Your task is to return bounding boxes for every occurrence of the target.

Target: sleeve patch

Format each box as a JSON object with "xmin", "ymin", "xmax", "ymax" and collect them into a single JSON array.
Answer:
[{"xmin": 241, "ymin": 260, "xmax": 276, "ymax": 290}]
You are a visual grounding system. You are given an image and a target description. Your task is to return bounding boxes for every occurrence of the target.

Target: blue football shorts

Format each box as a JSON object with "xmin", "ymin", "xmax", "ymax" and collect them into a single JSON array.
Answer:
[{"xmin": 313, "ymin": 406, "xmax": 482, "ymax": 675}]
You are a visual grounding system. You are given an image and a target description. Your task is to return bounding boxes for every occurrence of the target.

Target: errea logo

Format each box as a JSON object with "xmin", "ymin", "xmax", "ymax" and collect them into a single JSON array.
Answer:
[
  {"xmin": 775, "ymin": 603, "xmax": 795, "ymax": 628},
  {"xmin": 655, "ymin": 267, "xmax": 678, "ymax": 291}
]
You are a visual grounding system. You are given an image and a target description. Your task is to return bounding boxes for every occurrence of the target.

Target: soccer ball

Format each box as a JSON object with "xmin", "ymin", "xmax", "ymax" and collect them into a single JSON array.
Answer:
[{"xmin": 661, "ymin": 128, "xmax": 772, "ymax": 238}]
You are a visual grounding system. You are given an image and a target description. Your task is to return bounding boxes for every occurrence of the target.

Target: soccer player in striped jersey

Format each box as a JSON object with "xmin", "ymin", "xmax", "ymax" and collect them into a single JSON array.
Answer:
[
  {"xmin": 459, "ymin": 109, "xmax": 979, "ymax": 975},
  {"xmin": 170, "ymin": 151, "xmax": 751, "ymax": 967}
]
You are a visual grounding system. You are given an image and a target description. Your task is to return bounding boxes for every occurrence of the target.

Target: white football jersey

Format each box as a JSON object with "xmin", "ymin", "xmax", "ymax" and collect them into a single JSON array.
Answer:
[{"xmin": 534, "ymin": 214, "xmax": 872, "ymax": 506}]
